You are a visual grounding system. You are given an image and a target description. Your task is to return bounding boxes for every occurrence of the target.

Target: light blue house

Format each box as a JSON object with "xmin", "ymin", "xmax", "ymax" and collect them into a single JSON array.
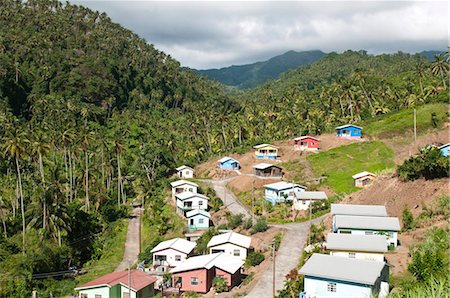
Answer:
[
  {"xmin": 186, "ymin": 209, "xmax": 211, "ymax": 230},
  {"xmin": 299, "ymin": 254, "xmax": 389, "ymax": 298},
  {"xmin": 264, "ymin": 181, "xmax": 306, "ymax": 205},
  {"xmin": 218, "ymin": 156, "xmax": 240, "ymax": 170},
  {"xmin": 335, "ymin": 124, "xmax": 362, "ymax": 138},
  {"xmin": 439, "ymin": 143, "xmax": 450, "ymax": 156}
]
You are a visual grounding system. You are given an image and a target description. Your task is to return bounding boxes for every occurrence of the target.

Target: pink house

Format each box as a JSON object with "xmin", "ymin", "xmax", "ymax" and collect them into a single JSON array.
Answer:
[{"xmin": 170, "ymin": 253, "xmax": 243, "ymax": 294}]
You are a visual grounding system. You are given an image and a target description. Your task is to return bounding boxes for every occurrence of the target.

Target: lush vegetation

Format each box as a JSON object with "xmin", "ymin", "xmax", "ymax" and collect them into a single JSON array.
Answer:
[
  {"xmin": 245, "ymin": 251, "xmax": 265, "ymax": 267},
  {"xmin": 307, "ymin": 141, "xmax": 395, "ymax": 193},
  {"xmin": 397, "ymin": 146, "xmax": 449, "ymax": 181}
]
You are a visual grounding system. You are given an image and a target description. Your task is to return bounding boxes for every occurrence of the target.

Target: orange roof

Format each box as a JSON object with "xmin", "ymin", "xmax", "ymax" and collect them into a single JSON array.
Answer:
[{"xmin": 75, "ymin": 270, "xmax": 157, "ymax": 292}]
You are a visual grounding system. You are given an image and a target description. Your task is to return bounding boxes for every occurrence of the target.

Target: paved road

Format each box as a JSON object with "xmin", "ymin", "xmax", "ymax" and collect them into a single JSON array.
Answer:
[
  {"xmin": 115, "ymin": 207, "xmax": 142, "ymax": 272},
  {"xmin": 246, "ymin": 215, "xmax": 327, "ymax": 298}
]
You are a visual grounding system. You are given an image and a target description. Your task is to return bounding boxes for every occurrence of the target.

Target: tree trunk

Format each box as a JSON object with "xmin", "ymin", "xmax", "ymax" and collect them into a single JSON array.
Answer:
[
  {"xmin": 85, "ymin": 151, "xmax": 89, "ymax": 211},
  {"xmin": 68, "ymin": 148, "xmax": 73, "ymax": 202},
  {"xmin": 117, "ymin": 152, "xmax": 121, "ymax": 207},
  {"xmin": 38, "ymin": 153, "xmax": 46, "ymax": 230},
  {"xmin": 16, "ymin": 158, "xmax": 25, "ymax": 254}
]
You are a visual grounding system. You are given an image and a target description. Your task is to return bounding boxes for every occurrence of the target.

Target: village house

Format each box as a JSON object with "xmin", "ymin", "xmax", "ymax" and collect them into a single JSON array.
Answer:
[
  {"xmin": 175, "ymin": 192, "xmax": 208, "ymax": 215},
  {"xmin": 207, "ymin": 231, "xmax": 252, "ymax": 261},
  {"xmin": 218, "ymin": 156, "xmax": 240, "ymax": 170},
  {"xmin": 75, "ymin": 270, "xmax": 157, "ymax": 298},
  {"xmin": 335, "ymin": 124, "xmax": 362, "ymax": 138},
  {"xmin": 292, "ymin": 191, "xmax": 327, "ymax": 211},
  {"xmin": 331, "ymin": 204, "xmax": 387, "ymax": 222},
  {"xmin": 333, "ymin": 215, "xmax": 401, "ymax": 248},
  {"xmin": 439, "ymin": 143, "xmax": 450, "ymax": 156},
  {"xmin": 264, "ymin": 181, "xmax": 306, "ymax": 205},
  {"xmin": 293, "ymin": 136, "xmax": 319, "ymax": 151},
  {"xmin": 171, "ymin": 253, "xmax": 244, "ymax": 294},
  {"xmin": 186, "ymin": 209, "xmax": 211, "ymax": 230},
  {"xmin": 176, "ymin": 165, "xmax": 194, "ymax": 179},
  {"xmin": 299, "ymin": 254, "xmax": 389, "ymax": 298},
  {"xmin": 170, "ymin": 180, "xmax": 198, "ymax": 199},
  {"xmin": 253, "ymin": 144, "xmax": 279, "ymax": 159},
  {"xmin": 253, "ymin": 163, "xmax": 283, "ymax": 177},
  {"xmin": 326, "ymin": 233, "xmax": 387, "ymax": 262},
  {"xmin": 352, "ymin": 171, "xmax": 377, "ymax": 188},
  {"xmin": 150, "ymin": 238, "xmax": 196, "ymax": 271}
]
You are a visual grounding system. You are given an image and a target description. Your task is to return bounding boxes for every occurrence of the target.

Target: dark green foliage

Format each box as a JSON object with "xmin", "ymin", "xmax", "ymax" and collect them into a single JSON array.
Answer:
[
  {"xmin": 194, "ymin": 228, "xmax": 218, "ymax": 254},
  {"xmin": 245, "ymin": 252, "xmax": 265, "ymax": 267},
  {"xmin": 273, "ymin": 232, "xmax": 283, "ymax": 251},
  {"xmin": 208, "ymin": 196, "xmax": 223, "ymax": 212},
  {"xmin": 310, "ymin": 199, "xmax": 330, "ymax": 214},
  {"xmin": 251, "ymin": 218, "xmax": 268, "ymax": 234},
  {"xmin": 402, "ymin": 208, "xmax": 415, "ymax": 231},
  {"xmin": 100, "ymin": 200, "xmax": 129, "ymax": 223},
  {"xmin": 277, "ymin": 268, "xmax": 304, "ymax": 298},
  {"xmin": 398, "ymin": 146, "xmax": 450, "ymax": 181},
  {"xmin": 227, "ymin": 214, "xmax": 244, "ymax": 229},
  {"xmin": 212, "ymin": 276, "xmax": 228, "ymax": 293},
  {"xmin": 309, "ymin": 223, "xmax": 325, "ymax": 243},
  {"xmin": 138, "ymin": 236, "xmax": 163, "ymax": 264},
  {"xmin": 242, "ymin": 218, "xmax": 253, "ymax": 230},
  {"xmin": 430, "ymin": 112, "xmax": 438, "ymax": 128}
]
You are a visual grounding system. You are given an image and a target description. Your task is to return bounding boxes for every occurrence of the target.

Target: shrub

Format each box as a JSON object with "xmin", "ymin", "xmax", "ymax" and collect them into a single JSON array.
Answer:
[
  {"xmin": 310, "ymin": 199, "xmax": 330, "ymax": 213},
  {"xmin": 212, "ymin": 276, "xmax": 228, "ymax": 293},
  {"xmin": 436, "ymin": 196, "xmax": 450, "ymax": 219},
  {"xmin": 397, "ymin": 146, "xmax": 449, "ymax": 181},
  {"xmin": 242, "ymin": 272, "xmax": 255, "ymax": 285},
  {"xmin": 251, "ymin": 218, "xmax": 268, "ymax": 234},
  {"xmin": 227, "ymin": 214, "xmax": 244, "ymax": 229},
  {"xmin": 245, "ymin": 252, "xmax": 265, "ymax": 267},
  {"xmin": 209, "ymin": 196, "xmax": 223, "ymax": 211},
  {"xmin": 402, "ymin": 208, "xmax": 415, "ymax": 231},
  {"xmin": 138, "ymin": 236, "xmax": 163, "ymax": 264},
  {"xmin": 309, "ymin": 223, "xmax": 325, "ymax": 243},
  {"xmin": 100, "ymin": 200, "xmax": 129, "ymax": 222},
  {"xmin": 273, "ymin": 232, "xmax": 283, "ymax": 251},
  {"xmin": 194, "ymin": 228, "xmax": 218, "ymax": 254},
  {"xmin": 243, "ymin": 218, "xmax": 253, "ymax": 230}
]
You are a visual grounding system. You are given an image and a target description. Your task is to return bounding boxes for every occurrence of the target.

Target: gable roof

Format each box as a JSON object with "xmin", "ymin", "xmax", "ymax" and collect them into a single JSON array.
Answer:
[
  {"xmin": 207, "ymin": 231, "xmax": 251, "ymax": 249},
  {"xmin": 293, "ymin": 136, "xmax": 319, "ymax": 141},
  {"xmin": 170, "ymin": 253, "xmax": 244, "ymax": 274},
  {"xmin": 331, "ymin": 204, "xmax": 387, "ymax": 217},
  {"xmin": 335, "ymin": 215, "xmax": 401, "ymax": 231},
  {"xmin": 151, "ymin": 238, "xmax": 196, "ymax": 254},
  {"xmin": 326, "ymin": 233, "xmax": 387, "ymax": 253},
  {"xmin": 176, "ymin": 165, "xmax": 193, "ymax": 171},
  {"xmin": 264, "ymin": 181, "xmax": 306, "ymax": 191},
  {"xmin": 75, "ymin": 270, "xmax": 157, "ymax": 292},
  {"xmin": 335, "ymin": 124, "xmax": 362, "ymax": 130},
  {"xmin": 253, "ymin": 144, "xmax": 279, "ymax": 149},
  {"xmin": 352, "ymin": 171, "xmax": 376, "ymax": 179},
  {"xmin": 175, "ymin": 191, "xmax": 209, "ymax": 201},
  {"xmin": 253, "ymin": 163, "xmax": 282, "ymax": 170},
  {"xmin": 186, "ymin": 209, "xmax": 211, "ymax": 218},
  {"xmin": 439, "ymin": 143, "xmax": 450, "ymax": 149},
  {"xmin": 299, "ymin": 254, "xmax": 385, "ymax": 285},
  {"xmin": 296, "ymin": 191, "xmax": 327, "ymax": 200},
  {"xmin": 218, "ymin": 156, "xmax": 239, "ymax": 164},
  {"xmin": 170, "ymin": 180, "xmax": 198, "ymax": 188}
]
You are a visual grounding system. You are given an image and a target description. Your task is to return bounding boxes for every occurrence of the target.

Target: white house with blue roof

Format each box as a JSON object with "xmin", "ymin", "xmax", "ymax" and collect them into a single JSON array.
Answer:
[
  {"xmin": 264, "ymin": 181, "xmax": 306, "ymax": 205},
  {"xmin": 335, "ymin": 124, "xmax": 362, "ymax": 138}
]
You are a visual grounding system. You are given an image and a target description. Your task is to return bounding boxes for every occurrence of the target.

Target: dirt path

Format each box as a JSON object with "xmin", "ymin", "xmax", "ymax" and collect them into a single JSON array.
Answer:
[
  {"xmin": 245, "ymin": 215, "xmax": 327, "ymax": 298},
  {"xmin": 115, "ymin": 207, "xmax": 142, "ymax": 272}
]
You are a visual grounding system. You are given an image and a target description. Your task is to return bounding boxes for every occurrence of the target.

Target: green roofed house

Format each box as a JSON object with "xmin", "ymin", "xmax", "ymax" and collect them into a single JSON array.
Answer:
[{"xmin": 74, "ymin": 269, "xmax": 157, "ymax": 298}]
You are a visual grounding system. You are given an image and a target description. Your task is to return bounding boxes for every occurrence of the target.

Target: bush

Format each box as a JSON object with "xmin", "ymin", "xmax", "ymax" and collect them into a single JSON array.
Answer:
[
  {"xmin": 242, "ymin": 218, "xmax": 253, "ymax": 230},
  {"xmin": 251, "ymin": 218, "xmax": 268, "ymax": 234},
  {"xmin": 242, "ymin": 272, "xmax": 254, "ymax": 285},
  {"xmin": 227, "ymin": 214, "xmax": 244, "ymax": 229},
  {"xmin": 402, "ymin": 208, "xmax": 415, "ymax": 231},
  {"xmin": 209, "ymin": 196, "xmax": 223, "ymax": 212},
  {"xmin": 212, "ymin": 276, "xmax": 228, "ymax": 293},
  {"xmin": 245, "ymin": 252, "xmax": 265, "ymax": 267},
  {"xmin": 310, "ymin": 223, "xmax": 325, "ymax": 243},
  {"xmin": 100, "ymin": 200, "xmax": 129, "ymax": 222},
  {"xmin": 138, "ymin": 236, "xmax": 163, "ymax": 264},
  {"xmin": 195, "ymin": 228, "xmax": 218, "ymax": 254},
  {"xmin": 397, "ymin": 146, "xmax": 449, "ymax": 181},
  {"xmin": 273, "ymin": 232, "xmax": 283, "ymax": 251}
]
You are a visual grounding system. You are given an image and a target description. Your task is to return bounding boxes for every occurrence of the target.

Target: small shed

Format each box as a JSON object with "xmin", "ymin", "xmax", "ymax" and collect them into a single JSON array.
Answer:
[
  {"xmin": 293, "ymin": 191, "xmax": 327, "ymax": 211},
  {"xmin": 176, "ymin": 165, "xmax": 194, "ymax": 179},
  {"xmin": 293, "ymin": 136, "xmax": 319, "ymax": 151},
  {"xmin": 326, "ymin": 233, "xmax": 387, "ymax": 262},
  {"xmin": 439, "ymin": 143, "xmax": 450, "ymax": 156},
  {"xmin": 253, "ymin": 163, "xmax": 283, "ymax": 177},
  {"xmin": 335, "ymin": 124, "xmax": 362, "ymax": 138},
  {"xmin": 352, "ymin": 171, "xmax": 376, "ymax": 188},
  {"xmin": 253, "ymin": 144, "xmax": 279, "ymax": 159},
  {"xmin": 264, "ymin": 181, "xmax": 307, "ymax": 205},
  {"xmin": 186, "ymin": 209, "xmax": 211, "ymax": 230},
  {"xmin": 218, "ymin": 157, "xmax": 240, "ymax": 170}
]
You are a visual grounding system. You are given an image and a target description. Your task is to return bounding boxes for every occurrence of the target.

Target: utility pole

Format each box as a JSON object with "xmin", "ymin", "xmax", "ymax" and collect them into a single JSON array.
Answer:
[
  {"xmin": 414, "ymin": 109, "xmax": 417, "ymax": 148},
  {"xmin": 251, "ymin": 179, "xmax": 255, "ymax": 223},
  {"xmin": 272, "ymin": 242, "xmax": 276, "ymax": 298},
  {"xmin": 308, "ymin": 197, "xmax": 312, "ymax": 246}
]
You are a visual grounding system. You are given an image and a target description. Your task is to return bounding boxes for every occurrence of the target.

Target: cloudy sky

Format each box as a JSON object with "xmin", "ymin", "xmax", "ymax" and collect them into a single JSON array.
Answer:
[{"xmin": 73, "ymin": 1, "xmax": 448, "ymax": 69}]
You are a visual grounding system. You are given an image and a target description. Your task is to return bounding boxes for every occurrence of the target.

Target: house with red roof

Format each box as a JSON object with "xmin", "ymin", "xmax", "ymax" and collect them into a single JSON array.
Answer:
[
  {"xmin": 293, "ymin": 136, "xmax": 319, "ymax": 151},
  {"xmin": 74, "ymin": 269, "xmax": 157, "ymax": 298}
]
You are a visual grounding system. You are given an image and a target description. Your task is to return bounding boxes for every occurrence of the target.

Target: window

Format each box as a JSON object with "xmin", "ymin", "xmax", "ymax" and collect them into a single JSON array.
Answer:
[
  {"xmin": 348, "ymin": 252, "xmax": 356, "ymax": 258},
  {"xmin": 123, "ymin": 293, "xmax": 130, "ymax": 298},
  {"xmin": 175, "ymin": 255, "xmax": 181, "ymax": 261},
  {"xmin": 199, "ymin": 218, "xmax": 204, "ymax": 224},
  {"xmin": 189, "ymin": 188, "xmax": 193, "ymax": 192},
  {"xmin": 191, "ymin": 277, "xmax": 199, "ymax": 285},
  {"xmin": 95, "ymin": 295, "xmax": 102, "ymax": 298},
  {"xmin": 339, "ymin": 230, "xmax": 351, "ymax": 234},
  {"xmin": 327, "ymin": 282, "xmax": 337, "ymax": 292},
  {"xmin": 365, "ymin": 231, "xmax": 374, "ymax": 236},
  {"xmin": 81, "ymin": 295, "xmax": 88, "ymax": 298},
  {"xmin": 199, "ymin": 201, "xmax": 203, "ymax": 206},
  {"xmin": 233, "ymin": 249, "xmax": 240, "ymax": 256}
]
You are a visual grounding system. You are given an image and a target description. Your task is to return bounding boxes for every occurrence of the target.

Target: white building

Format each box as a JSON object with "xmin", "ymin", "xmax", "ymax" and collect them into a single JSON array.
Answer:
[
  {"xmin": 264, "ymin": 181, "xmax": 307, "ymax": 205},
  {"xmin": 326, "ymin": 233, "xmax": 387, "ymax": 262},
  {"xmin": 331, "ymin": 204, "xmax": 387, "ymax": 230},
  {"xmin": 176, "ymin": 165, "xmax": 194, "ymax": 179},
  {"xmin": 175, "ymin": 192, "xmax": 208, "ymax": 215},
  {"xmin": 334, "ymin": 215, "xmax": 401, "ymax": 248},
  {"xmin": 170, "ymin": 180, "xmax": 198, "ymax": 199},
  {"xmin": 299, "ymin": 254, "xmax": 389, "ymax": 298},
  {"xmin": 150, "ymin": 238, "xmax": 196, "ymax": 270},
  {"xmin": 207, "ymin": 231, "xmax": 252, "ymax": 261},
  {"xmin": 293, "ymin": 191, "xmax": 327, "ymax": 211}
]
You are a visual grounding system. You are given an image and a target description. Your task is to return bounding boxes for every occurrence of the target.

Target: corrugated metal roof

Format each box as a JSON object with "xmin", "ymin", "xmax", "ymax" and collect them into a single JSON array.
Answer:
[
  {"xmin": 331, "ymin": 204, "xmax": 387, "ymax": 217},
  {"xmin": 299, "ymin": 254, "xmax": 385, "ymax": 285},
  {"xmin": 326, "ymin": 233, "xmax": 387, "ymax": 253},
  {"xmin": 264, "ymin": 181, "xmax": 307, "ymax": 191},
  {"xmin": 151, "ymin": 238, "xmax": 196, "ymax": 254},
  {"xmin": 335, "ymin": 124, "xmax": 363, "ymax": 130},
  {"xmin": 170, "ymin": 253, "xmax": 243, "ymax": 274},
  {"xmin": 253, "ymin": 144, "xmax": 279, "ymax": 149},
  {"xmin": 75, "ymin": 270, "xmax": 157, "ymax": 291},
  {"xmin": 439, "ymin": 143, "xmax": 450, "ymax": 149},
  {"xmin": 207, "ymin": 231, "xmax": 251, "ymax": 249},
  {"xmin": 218, "ymin": 156, "xmax": 239, "ymax": 164},
  {"xmin": 176, "ymin": 165, "xmax": 193, "ymax": 171},
  {"xmin": 186, "ymin": 209, "xmax": 211, "ymax": 218},
  {"xmin": 296, "ymin": 191, "xmax": 327, "ymax": 200},
  {"xmin": 253, "ymin": 163, "xmax": 282, "ymax": 170},
  {"xmin": 175, "ymin": 191, "xmax": 209, "ymax": 201},
  {"xmin": 335, "ymin": 215, "xmax": 400, "ymax": 231},
  {"xmin": 293, "ymin": 136, "xmax": 319, "ymax": 141},
  {"xmin": 352, "ymin": 171, "xmax": 376, "ymax": 179},
  {"xmin": 170, "ymin": 180, "xmax": 198, "ymax": 188}
]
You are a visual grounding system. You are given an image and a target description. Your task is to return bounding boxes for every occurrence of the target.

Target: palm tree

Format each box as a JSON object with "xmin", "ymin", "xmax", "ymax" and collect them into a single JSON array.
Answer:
[
  {"xmin": 415, "ymin": 62, "xmax": 426, "ymax": 96},
  {"xmin": 2, "ymin": 128, "xmax": 29, "ymax": 252},
  {"xmin": 431, "ymin": 54, "xmax": 449, "ymax": 88},
  {"xmin": 114, "ymin": 140, "xmax": 123, "ymax": 206}
]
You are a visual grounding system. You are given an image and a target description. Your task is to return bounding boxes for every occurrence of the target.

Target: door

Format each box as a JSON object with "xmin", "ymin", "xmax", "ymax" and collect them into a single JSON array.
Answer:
[{"xmin": 190, "ymin": 219, "xmax": 194, "ymax": 225}]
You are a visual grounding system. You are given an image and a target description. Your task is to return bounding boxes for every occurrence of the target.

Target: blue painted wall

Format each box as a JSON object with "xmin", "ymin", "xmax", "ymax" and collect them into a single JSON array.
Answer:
[
  {"xmin": 440, "ymin": 145, "xmax": 450, "ymax": 157},
  {"xmin": 336, "ymin": 125, "xmax": 362, "ymax": 137},
  {"xmin": 219, "ymin": 159, "xmax": 240, "ymax": 170},
  {"xmin": 188, "ymin": 214, "xmax": 210, "ymax": 230}
]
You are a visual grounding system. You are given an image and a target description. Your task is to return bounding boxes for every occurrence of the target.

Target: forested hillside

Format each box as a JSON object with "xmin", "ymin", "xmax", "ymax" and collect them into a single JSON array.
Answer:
[{"xmin": 0, "ymin": 0, "xmax": 448, "ymax": 296}]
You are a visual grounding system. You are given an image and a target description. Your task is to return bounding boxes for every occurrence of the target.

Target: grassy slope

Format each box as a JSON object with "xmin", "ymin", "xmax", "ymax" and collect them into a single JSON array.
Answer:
[
  {"xmin": 307, "ymin": 141, "xmax": 395, "ymax": 194},
  {"xmin": 363, "ymin": 103, "xmax": 448, "ymax": 137}
]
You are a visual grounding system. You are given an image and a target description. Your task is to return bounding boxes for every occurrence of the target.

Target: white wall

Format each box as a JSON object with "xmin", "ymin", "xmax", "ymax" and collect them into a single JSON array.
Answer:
[
  {"xmin": 293, "ymin": 199, "xmax": 315, "ymax": 210},
  {"xmin": 120, "ymin": 285, "xmax": 137, "ymax": 298},
  {"xmin": 78, "ymin": 286, "xmax": 110, "ymax": 298},
  {"xmin": 153, "ymin": 248, "xmax": 188, "ymax": 267},
  {"xmin": 209, "ymin": 243, "xmax": 247, "ymax": 261},
  {"xmin": 330, "ymin": 251, "xmax": 385, "ymax": 262},
  {"xmin": 337, "ymin": 229, "xmax": 397, "ymax": 248},
  {"xmin": 304, "ymin": 277, "xmax": 373, "ymax": 298},
  {"xmin": 178, "ymin": 169, "xmax": 194, "ymax": 178},
  {"xmin": 171, "ymin": 185, "xmax": 198, "ymax": 198},
  {"xmin": 176, "ymin": 197, "xmax": 208, "ymax": 210}
]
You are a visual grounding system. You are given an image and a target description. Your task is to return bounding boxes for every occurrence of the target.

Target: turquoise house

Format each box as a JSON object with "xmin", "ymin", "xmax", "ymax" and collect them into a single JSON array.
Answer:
[
  {"xmin": 335, "ymin": 124, "xmax": 362, "ymax": 138},
  {"xmin": 186, "ymin": 209, "xmax": 211, "ymax": 230},
  {"xmin": 439, "ymin": 143, "xmax": 450, "ymax": 156},
  {"xmin": 218, "ymin": 156, "xmax": 240, "ymax": 170}
]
